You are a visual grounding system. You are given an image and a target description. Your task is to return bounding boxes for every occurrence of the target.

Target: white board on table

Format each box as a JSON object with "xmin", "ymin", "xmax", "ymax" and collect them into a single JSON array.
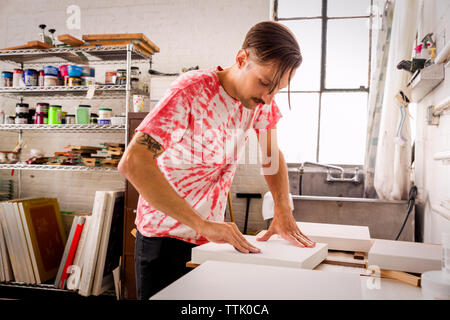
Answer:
[
  {"xmin": 191, "ymin": 235, "xmax": 328, "ymax": 270},
  {"xmin": 150, "ymin": 260, "xmax": 362, "ymax": 300},
  {"xmin": 296, "ymin": 221, "xmax": 372, "ymax": 252},
  {"xmin": 368, "ymin": 239, "xmax": 442, "ymax": 274}
]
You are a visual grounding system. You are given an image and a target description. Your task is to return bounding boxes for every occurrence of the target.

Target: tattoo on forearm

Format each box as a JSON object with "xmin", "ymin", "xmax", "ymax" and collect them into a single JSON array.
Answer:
[{"xmin": 136, "ymin": 133, "xmax": 164, "ymax": 159}]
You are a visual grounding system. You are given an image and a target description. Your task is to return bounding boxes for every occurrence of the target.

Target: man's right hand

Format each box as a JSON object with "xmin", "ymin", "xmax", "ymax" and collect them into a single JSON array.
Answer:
[{"xmin": 199, "ymin": 220, "xmax": 261, "ymax": 254}]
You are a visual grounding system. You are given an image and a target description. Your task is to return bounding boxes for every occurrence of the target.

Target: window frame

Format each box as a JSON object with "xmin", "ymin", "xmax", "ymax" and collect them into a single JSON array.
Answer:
[{"xmin": 273, "ymin": 0, "xmax": 375, "ymax": 163}]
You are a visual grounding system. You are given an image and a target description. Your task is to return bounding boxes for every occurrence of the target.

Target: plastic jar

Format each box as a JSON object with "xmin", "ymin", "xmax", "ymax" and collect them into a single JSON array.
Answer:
[
  {"xmin": 116, "ymin": 76, "xmax": 126, "ymax": 85},
  {"xmin": 65, "ymin": 114, "xmax": 76, "ymax": 124},
  {"xmin": 1, "ymin": 71, "xmax": 13, "ymax": 87},
  {"xmin": 76, "ymin": 105, "xmax": 91, "ymax": 124},
  {"xmin": 13, "ymin": 69, "xmax": 24, "ymax": 87},
  {"xmin": 15, "ymin": 113, "xmax": 28, "ymax": 124},
  {"xmin": 38, "ymin": 70, "xmax": 45, "ymax": 86},
  {"xmin": 43, "ymin": 65, "xmax": 59, "ymax": 76},
  {"xmin": 117, "ymin": 69, "xmax": 126, "ymax": 77},
  {"xmin": 98, "ymin": 108, "xmax": 113, "ymax": 119},
  {"xmin": 44, "ymin": 75, "xmax": 58, "ymax": 86},
  {"xmin": 36, "ymin": 103, "xmax": 49, "ymax": 114},
  {"xmin": 105, "ymin": 72, "xmax": 117, "ymax": 84},
  {"xmin": 421, "ymin": 270, "xmax": 450, "ymax": 300},
  {"xmin": 90, "ymin": 113, "xmax": 98, "ymax": 124},
  {"xmin": 68, "ymin": 77, "xmax": 82, "ymax": 86},
  {"xmin": 81, "ymin": 76, "xmax": 95, "ymax": 86},
  {"xmin": 131, "ymin": 66, "xmax": 140, "ymax": 77},
  {"xmin": 97, "ymin": 118, "xmax": 111, "ymax": 125},
  {"xmin": 131, "ymin": 77, "xmax": 139, "ymax": 90},
  {"xmin": 48, "ymin": 105, "xmax": 63, "ymax": 124},
  {"xmin": 24, "ymin": 69, "xmax": 38, "ymax": 86},
  {"xmin": 15, "ymin": 103, "xmax": 29, "ymax": 114},
  {"xmin": 28, "ymin": 107, "xmax": 35, "ymax": 124},
  {"xmin": 34, "ymin": 112, "xmax": 46, "ymax": 124}
]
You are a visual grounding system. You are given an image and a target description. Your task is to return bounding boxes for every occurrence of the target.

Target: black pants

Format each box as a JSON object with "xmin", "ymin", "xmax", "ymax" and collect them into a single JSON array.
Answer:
[{"xmin": 134, "ymin": 230, "xmax": 197, "ymax": 300}]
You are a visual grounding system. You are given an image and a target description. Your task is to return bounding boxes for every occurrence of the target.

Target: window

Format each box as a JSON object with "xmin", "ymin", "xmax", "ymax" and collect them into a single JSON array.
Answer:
[{"xmin": 274, "ymin": 0, "xmax": 374, "ymax": 165}]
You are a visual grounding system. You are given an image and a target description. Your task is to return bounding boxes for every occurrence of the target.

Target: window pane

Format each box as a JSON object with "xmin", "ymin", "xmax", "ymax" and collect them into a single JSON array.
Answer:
[
  {"xmin": 325, "ymin": 19, "xmax": 369, "ymax": 88},
  {"xmin": 281, "ymin": 20, "xmax": 321, "ymax": 91},
  {"xmin": 278, "ymin": 0, "xmax": 322, "ymax": 18},
  {"xmin": 275, "ymin": 93, "xmax": 319, "ymax": 163},
  {"xmin": 319, "ymin": 92, "xmax": 368, "ymax": 165},
  {"xmin": 327, "ymin": 0, "xmax": 371, "ymax": 17}
]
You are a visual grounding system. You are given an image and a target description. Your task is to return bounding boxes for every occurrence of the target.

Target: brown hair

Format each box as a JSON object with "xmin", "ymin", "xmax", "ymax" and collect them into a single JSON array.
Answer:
[{"xmin": 242, "ymin": 21, "xmax": 302, "ymax": 108}]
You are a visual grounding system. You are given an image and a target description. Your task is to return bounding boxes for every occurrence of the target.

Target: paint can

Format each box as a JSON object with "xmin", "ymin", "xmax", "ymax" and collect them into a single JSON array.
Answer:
[
  {"xmin": 65, "ymin": 114, "xmax": 76, "ymax": 124},
  {"xmin": 5, "ymin": 116, "xmax": 15, "ymax": 124},
  {"xmin": 98, "ymin": 108, "xmax": 113, "ymax": 119},
  {"xmin": 105, "ymin": 71, "xmax": 117, "ymax": 84},
  {"xmin": 14, "ymin": 114, "xmax": 28, "ymax": 124},
  {"xmin": 76, "ymin": 105, "xmax": 90, "ymax": 124},
  {"xmin": 1, "ymin": 71, "xmax": 13, "ymax": 87},
  {"xmin": 44, "ymin": 75, "xmax": 58, "ymax": 86},
  {"xmin": 38, "ymin": 70, "xmax": 45, "ymax": 86},
  {"xmin": 48, "ymin": 105, "xmax": 62, "ymax": 124},
  {"xmin": 13, "ymin": 69, "xmax": 24, "ymax": 87},
  {"xmin": 15, "ymin": 103, "xmax": 29, "ymax": 114},
  {"xmin": 97, "ymin": 118, "xmax": 111, "ymax": 125},
  {"xmin": 68, "ymin": 77, "xmax": 82, "ymax": 86},
  {"xmin": 24, "ymin": 69, "xmax": 38, "ymax": 86},
  {"xmin": 34, "ymin": 112, "xmax": 46, "ymax": 124}
]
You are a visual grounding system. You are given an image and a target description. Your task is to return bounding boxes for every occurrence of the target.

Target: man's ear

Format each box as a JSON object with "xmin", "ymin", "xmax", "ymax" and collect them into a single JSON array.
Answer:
[{"xmin": 236, "ymin": 49, "xmax": 249, "ymax": 69}]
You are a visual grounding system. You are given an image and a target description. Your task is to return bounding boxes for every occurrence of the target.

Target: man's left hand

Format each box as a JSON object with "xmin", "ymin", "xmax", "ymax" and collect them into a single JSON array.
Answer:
[{"xmin": 256, "ymin": 207, "xmax": 316, "ymax": 248}]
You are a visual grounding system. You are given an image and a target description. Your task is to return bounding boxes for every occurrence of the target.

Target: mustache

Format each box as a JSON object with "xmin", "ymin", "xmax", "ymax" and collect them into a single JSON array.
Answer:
[{"xmin": 252, "ymin": 98, "xmax": 265, "ymax": 104}]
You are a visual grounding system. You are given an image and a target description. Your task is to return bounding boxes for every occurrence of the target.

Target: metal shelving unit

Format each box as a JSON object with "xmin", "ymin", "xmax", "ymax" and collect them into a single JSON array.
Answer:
[
  {"xmin": 0, "ymin": 44, "xmax": 152, "ymax": 191},
  {"xmin": 0, "ymin": 163, "xmax": 119, "ymax": 172},
  {"xmin": 0, "ymin": 44, "xmax": 154, "ymax": 297},
  {"xmin": 0, "ymin": 124, "xmax": 125, "ymax": 133},
  {"xmin": 0, "ymin": 84, "xmax": 149, "ymax": 99},
  {"xmin": 0, "ymin": 45, "xmax": 151, "ymax": 66}
]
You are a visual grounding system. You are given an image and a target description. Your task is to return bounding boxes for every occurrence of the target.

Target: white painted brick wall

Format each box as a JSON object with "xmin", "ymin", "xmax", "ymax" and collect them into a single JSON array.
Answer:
[
  {"xmin": 414, "ymin": 0, "xmax": 450, "ymax": 243},
  {"xmin": 0, "ymin": 0, "xmax": 273, "ymax": 232}
]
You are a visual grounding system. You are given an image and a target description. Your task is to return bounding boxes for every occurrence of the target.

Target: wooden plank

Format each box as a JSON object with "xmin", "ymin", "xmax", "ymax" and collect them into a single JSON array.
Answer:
[
  {"xmin": 58, "ymin": 34, "xmax": 84, "ymax": 47},
  {"xmin": 1, "ymin": 41, "xmax": 54, "ymax": 50},
  {"xmin": 353, "ymin": 251, "xmax": 365, "ymax": 260},
  {"xmin": 363, "ymin": 262, "xmax": 421, "ymax": 287},
  {"xmin": 323, "ymin": 250, "xmax": 367, "ymax": 268},
  {"xmin": 26, "ymin": 41, "xmax": 54, "ymax": 49},
  {"xmin": 132, "ymin": 40, "xmax": 154, "ymax": 55},
  {"xmin": 186, "ymin": 261, "xmax": 199, "ymax": 269},
  {"xmin": 82, "ymin": 33, "xmax": 159, "ymax": 52},
  {"xmin": 380, "ymin": 269, "xmax": 421, "ymax": 287},
  {"xmin": 82, "ymin": 39, "xmax": 153, "ymax": 57}
]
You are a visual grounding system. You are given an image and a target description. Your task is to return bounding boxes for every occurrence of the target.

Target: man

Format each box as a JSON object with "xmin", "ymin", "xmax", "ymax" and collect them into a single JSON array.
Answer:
[{"xmin": 119, "ymin": 21, "xmax": 315, "ymax": 300}]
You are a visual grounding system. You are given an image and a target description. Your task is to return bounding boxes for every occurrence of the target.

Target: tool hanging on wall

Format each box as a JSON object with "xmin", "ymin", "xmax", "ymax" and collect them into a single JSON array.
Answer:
[
  {"xmin": 394, "ymin": 91, "xmax": 411, "ymax": 146},
  {"xmin": 48, "ymin": 28, "xmax": 57, "ymax": 46},
  {"xmin": 38, "ymin": 24, "xmax": 54, "ymax": 46}
]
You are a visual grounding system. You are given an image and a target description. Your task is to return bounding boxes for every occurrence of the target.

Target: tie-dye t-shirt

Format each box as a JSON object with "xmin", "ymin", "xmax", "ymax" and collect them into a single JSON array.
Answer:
[{"xmin": 135, "ymin": 66, "xmax": 282, "ymax": 244}]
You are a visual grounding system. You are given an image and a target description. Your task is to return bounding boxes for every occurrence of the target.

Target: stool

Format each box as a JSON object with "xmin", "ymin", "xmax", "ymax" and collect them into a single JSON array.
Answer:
[{"xmin": 236, "ymin": 193, "xmax": 261, "ymax": 235}]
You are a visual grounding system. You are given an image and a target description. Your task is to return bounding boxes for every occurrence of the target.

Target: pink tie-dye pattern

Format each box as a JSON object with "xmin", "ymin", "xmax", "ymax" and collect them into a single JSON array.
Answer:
[{"xmin": 134, "ymin": 66, "xmax": 282, "ymax": 245}]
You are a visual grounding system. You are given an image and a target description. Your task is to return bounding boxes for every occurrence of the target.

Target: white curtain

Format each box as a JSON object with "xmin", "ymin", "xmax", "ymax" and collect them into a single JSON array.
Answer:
[
  {"xmin": 373, "ymin": 0, "xmax": 418, "ymax": 200},
  {"xmin": 364, "ymin": 0, "xmax": 394, "ymax": 198}
]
